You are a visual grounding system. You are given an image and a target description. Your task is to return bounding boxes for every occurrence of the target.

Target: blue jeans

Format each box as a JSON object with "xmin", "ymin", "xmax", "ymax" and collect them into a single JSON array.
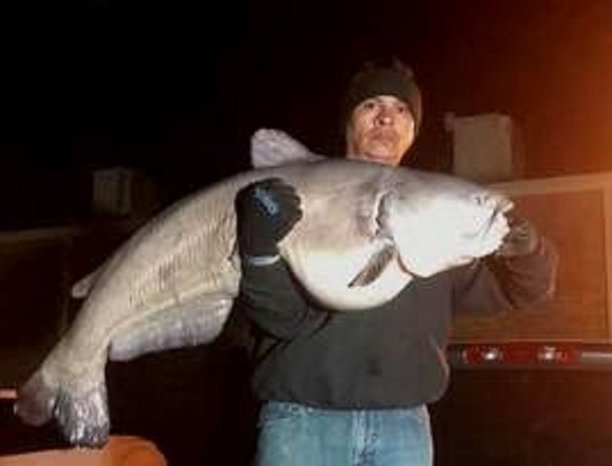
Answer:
[{"xmin": 254, "ymin": 401, "xmax": 433, "ymax": 466}]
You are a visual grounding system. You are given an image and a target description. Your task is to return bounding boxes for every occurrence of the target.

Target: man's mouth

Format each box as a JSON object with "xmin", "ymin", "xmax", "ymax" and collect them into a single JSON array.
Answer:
[{"xmin": 369, "ymin": 130, "xmax": 398, "ymax": 143}]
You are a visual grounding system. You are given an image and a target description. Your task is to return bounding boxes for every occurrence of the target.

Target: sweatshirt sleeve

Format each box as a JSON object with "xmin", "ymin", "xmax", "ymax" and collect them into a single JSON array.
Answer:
[
  {"xmin": 452, "ymin": 237, "xmax": 559, "ymax": 315},
  {"xmin": 236, "ymin": 260, "xmax": 323, "ymax": 339}
]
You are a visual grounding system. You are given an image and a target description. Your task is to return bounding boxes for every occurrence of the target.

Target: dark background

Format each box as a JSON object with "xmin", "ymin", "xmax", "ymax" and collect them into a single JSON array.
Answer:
[
  {"xmin": 3, "ymin": 1, "xmax": 612, "ymax": 465},
  {"xmin": 2, "ymin": 0, "xmax": 612, "ymax": 227}
]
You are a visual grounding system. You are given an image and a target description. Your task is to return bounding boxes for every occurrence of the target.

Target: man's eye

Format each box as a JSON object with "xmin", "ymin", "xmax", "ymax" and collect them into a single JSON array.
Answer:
[
  {"xmin": 362, "ymin": 101, "xmax": 377, "ymax": 110},
  {"xmin": 396, "ymin": 104, "xmax": 408, "ymax": 114}
]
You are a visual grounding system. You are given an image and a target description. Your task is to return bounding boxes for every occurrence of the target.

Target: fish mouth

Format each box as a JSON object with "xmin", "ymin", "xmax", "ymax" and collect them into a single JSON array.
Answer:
[
  {"xmin": 479, "ymin": 204, "xmax": 512, "ymax": 252},
  {"xmin": 487, "ymin": 207, "xmax": 507, "ymax": 230},
  {"xmin": 455, "ymin": 197, "xmax": 512, "ymax": 261},
  {"xmin": 480, "ymin": 193, "xmax": 513, "ymax": 232}
]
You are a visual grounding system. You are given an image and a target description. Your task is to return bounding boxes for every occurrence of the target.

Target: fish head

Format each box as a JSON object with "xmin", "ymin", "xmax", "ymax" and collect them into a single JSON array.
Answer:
[{"xmin": 382, "ymin": 172, "xmax": 512, "ymax": 277}]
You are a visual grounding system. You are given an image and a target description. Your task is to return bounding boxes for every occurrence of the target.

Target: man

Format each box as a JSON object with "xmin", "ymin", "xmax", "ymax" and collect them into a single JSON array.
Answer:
[
  {"xmin": 234, "ymin": 60, "xmax": 557, "ymax": 465},
  {"xmin": 343, "ymin": 61, "xmax": 421, "ymax": 166}
]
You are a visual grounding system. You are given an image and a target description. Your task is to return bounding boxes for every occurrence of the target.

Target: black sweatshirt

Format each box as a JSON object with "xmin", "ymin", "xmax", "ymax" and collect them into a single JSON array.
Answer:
[{"xmin": 237, "ymin": 240, "xmax": 557, "ymax": 409}]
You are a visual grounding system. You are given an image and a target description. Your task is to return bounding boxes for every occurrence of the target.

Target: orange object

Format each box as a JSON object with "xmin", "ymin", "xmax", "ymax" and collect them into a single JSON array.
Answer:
[{"xmin": 0, "ymin": 436, "xmax": 167, "ymax": 466}]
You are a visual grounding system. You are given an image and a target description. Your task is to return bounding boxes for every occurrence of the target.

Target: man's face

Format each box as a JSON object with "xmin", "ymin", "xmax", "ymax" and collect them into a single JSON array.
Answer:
[{"xmin": 345, "ymin": 95, "xmax": 416, "ymax": 167}]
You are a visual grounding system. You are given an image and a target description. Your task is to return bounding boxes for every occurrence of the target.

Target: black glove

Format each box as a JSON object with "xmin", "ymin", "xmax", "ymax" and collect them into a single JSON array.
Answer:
[
  {"xmin": 235, "ymin": 178, "xmax": 303, "ymax": 262},
  {"xmin": 496, "ymin": 214, "xmax": 539, "ymax": 258}
]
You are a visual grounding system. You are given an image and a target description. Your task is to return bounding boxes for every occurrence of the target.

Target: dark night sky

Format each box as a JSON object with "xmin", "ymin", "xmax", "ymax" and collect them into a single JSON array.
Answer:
[{"xmin": 2, "ymin": 0, "xmax": 612, "ymax": 227}]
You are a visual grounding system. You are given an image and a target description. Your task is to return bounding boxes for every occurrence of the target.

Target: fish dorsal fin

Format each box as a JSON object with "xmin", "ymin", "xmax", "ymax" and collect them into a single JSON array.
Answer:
[
  {"xmin": 251, "ymin": 128, "xmax": 324, "ymax": 168},
  {"xmin": 348, "ymin": 242, "xmax": 398, "ymax": 287}
]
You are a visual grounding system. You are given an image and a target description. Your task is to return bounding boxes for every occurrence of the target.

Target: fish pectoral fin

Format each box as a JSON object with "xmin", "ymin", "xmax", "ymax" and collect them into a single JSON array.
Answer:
[
  {"xmin": 348, "ymin": 243, "xmax": 398, "ymax": 287},
  {"xmin": 109, "ymin": 295, "xmax": 233, "ymax": 362}
]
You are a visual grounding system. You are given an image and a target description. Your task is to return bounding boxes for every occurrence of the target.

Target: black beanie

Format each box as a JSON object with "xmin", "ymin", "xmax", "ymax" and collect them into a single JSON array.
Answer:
[{"xmin": 341, "ymin": 60, "xmax": 422, "ymax": 134}]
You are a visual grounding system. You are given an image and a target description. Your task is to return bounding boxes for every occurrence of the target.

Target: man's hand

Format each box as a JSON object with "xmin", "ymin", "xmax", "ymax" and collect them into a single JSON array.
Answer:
[
  {"xmin": 496, "ymin": 214, "xmax": 539, "ymax": 258},
  {"xmin": 235, "ymin": 178, "xmax": 303, "ymax": 264}
]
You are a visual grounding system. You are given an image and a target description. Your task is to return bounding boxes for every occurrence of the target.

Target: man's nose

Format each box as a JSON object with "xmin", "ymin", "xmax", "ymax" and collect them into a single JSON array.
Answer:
[{"xmin": 375, "ymin": 108, "xmax": 394, "ymax": 126}]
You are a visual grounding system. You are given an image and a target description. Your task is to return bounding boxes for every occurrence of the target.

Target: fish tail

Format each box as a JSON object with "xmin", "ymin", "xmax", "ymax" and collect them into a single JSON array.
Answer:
[{"xmin": 15, "ymin": 370, "xmax": 58, "ymax": 426}]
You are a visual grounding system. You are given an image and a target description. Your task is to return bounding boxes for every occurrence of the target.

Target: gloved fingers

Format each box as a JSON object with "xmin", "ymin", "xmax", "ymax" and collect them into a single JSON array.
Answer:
[
  {"xmin": 261, "ymin": 184, "xmax": 301, "ymax": 221},
  {"xmin": 498, "ymin": 214, "xmax": 539, "ymax": 257},
  {"xmin": 258, "ymin": 178, "xmax": 302, "ymax": 210},
  {"xmin": 277, "ymin": 209, "xmax": 304, "ymax": 237},
  {"xmin": 234, "ymin": 178, "xmax": 304, "ymax": 258},
  {"xmin": 506, "ymin": 216, "xmax": 536, "ymax": 240},
  {"xmin": 237, "ymin": 178, "xmax": 301, "ymax": 212}
]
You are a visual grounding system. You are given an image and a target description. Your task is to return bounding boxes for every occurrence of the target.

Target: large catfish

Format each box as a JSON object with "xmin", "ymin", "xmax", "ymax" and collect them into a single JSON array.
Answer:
[{"xmin": 15, "ymin": 129, "xmax": 512, "ymax": 447}]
